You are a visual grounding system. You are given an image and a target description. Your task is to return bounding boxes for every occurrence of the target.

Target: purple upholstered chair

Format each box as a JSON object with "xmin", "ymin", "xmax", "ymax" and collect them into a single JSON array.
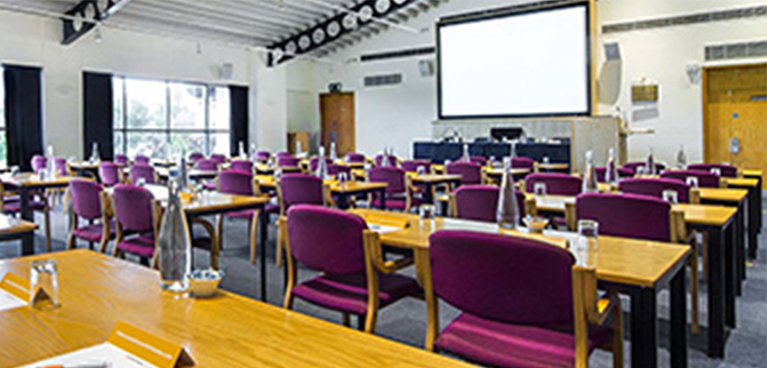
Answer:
[
  {"xmin": 31, "ymin": 155, "xmax": 47, "ymax": 174},
  {"xmin": 369, "ymin": 167, "xmax": 419, "ymax": 211},
  {"xmin": 255, "ymin": 151, "xmax": 272, "ymax": 162},
  {"xmin": 53, "ymin": 157, "xmax": 69, "ymax": 176},
  {"xmin": 345, "ymin": 152, "xmax": 366, "ymax": 164},
  {"xmin": 374, "ymin": 154, "xmax": 398, "ymax": 167},
  {"xmin": 277, "ymin": 156, "xmax": 301, "ymax": 168},
  {"xmin": 278, "ymin": 173, "xmax": 326, "ymax": 215},
  {"xmin": 67, "ymin": 179, "xmax": 114, "ymax": 252},
  {"xmin": 309, "ymin": 157, "xmax": 333, "ymax": 172},
  {"xmin": 111, "ymin": 184, "xmax": 159, "ymax": 267},
  {"xmin": 619, "ymin": 177, "xmax": 692, "ymax": 203},
  {"xmin": 660, "ymin": 169, "xmax": 720, "ymax": 188},
  {"xmin": 401, "ymin": 160, "xmax": 431, "ymax": 173},
  {"xmin": 188, "ymin": 152, "xmax": 204, "ymax": 163},
  {"xmin": 687, "ymin": 163, "xmax": 738, "ymax": 178},
  {"xmin": 446, "ymin": 161, "xmax": 482, "ymax": 186},
  {"xmin": 512, "ymin": 156, "xmax": 536, "ymax": 170},
  {"xmin": 427, "ymin": 230, "xmax": 622, "ymax": 367},
  {"xmin": 99, "ymin": 162, "xmax": 122, "ymax": 187},
  {"xmin": 129, "ymin": 164, "xmax": 156, "ymax": 185},
  {"xmin": 470, "ymin": 156, "xmax": 487, "ymax": 166},
  {"xmin": 196, "ymin": 158, "xmax": 218, "ymax": 171},
  {"xmin": 452, "ymin": 185, "xmax": 526, "ymax": 225},
  {"xmin": 115, "ymin": 154, "xmax": 129, "ymax": 166},
  {"xmin": 0, "ymin": 180, "xmax": 51, "ymax": 252},
  {"xmin": 216, "ymin": 170, "xmax": 260, "ymax": 264},
  {"xmin": 595, "ymin": 166, "xmax": 634, "ymax": 182},
  {"xmin": 576, "ymin": 192, "xmax": 671, "ymax": 242},
  {"xmin": 210, "ymin": 153, "xmax": 227, "ymax": 165},
  {"xmin": 282, "ymin": 205, "xmax": 420, "ymax": 332},
  {"xmin": 134, "ymin": 155, "xmax": 150, "ymax": 165},
  {"xmin": 622, "ymin": 161, "xmax": 666, "ymax": 175},
  {"xmin": 328, "ymin": 163, "xmax": 351, "ymax": 177},
  {"xmin": 524, "ymin": 173, "xmax": 581, "ymax": 196},
  {"xmin": 230, "ymin": 159, "xmax": 253, "ymax": 173},
  {"xmin": 276, "ymin": 151, "xmax": 294, "ymax": 159}
]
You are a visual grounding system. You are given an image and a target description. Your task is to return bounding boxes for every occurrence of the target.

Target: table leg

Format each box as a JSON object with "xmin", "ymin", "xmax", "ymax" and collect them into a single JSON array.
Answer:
[
  {"xmin": 747, "ymin": 185, "xmax": 759, "ymax": 258},
  {"xmin": 739, "ymin": 200, "xmax": 748, "ymax": 283},
  {"xmin": 259, "ymin": 209, "xmax": 268, "ymax": 302},
  {"xmin": 379, "ymin": 188, "xmax": 386, "ymax": 210},
  {"xmin": 734, "ymin": 202, "xmax": 744, "ymax": 296},
  {"xmin": 631, "ymin": 287, "xmax": 658, "ymax": 368},
  {"xmin": 423, "ymin": 183, "xmax": 434, "ymax": 204},
  {"xmin": 670, "ymin": 267, "xmax": 688, "ymax": 368},
  {"xmin": 20, "ymin": 232, "xmax": 34, "ymax": 256},
  {"xmin": 726, "ymin": 218, "xmax": 737, "ymax": 328},
  {"xmin": 336, "ymin": 194, "xmax": 350, "ymax": 210},
  {"xmin": 706, "ymin": 224, "xmax": 726, "ymax": 358},
  {"xmin": 19, "ymin": 187, "xmax": 32, "ymax": 222}
]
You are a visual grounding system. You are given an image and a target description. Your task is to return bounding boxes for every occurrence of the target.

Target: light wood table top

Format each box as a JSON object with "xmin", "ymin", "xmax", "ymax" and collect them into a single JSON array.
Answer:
[
  {"xmin": 0, "ymin": 250, "xmax": 474, "ymax": 368},
  {"xmin": 409, "ymin": 174, "xmax": 462, "ymax": 184},
  {"xmin": 741, "ymin": 169, "xmax": 763, "ymax": 177},
  {"xmin": 154, "ymin": 168, "xmax": 219, "ymax": 179},
  {"xmin": 0, "ymin": 173, "xmax": 79, "ymax": 188},
  {"xmin": 696, "ymin": 187, "xmax": 748, "ymax": 203},
  {"xmin": 255, "ymin": 175, "xmax": 386, "ymax": 194},
  {"xmin": 350, "ymin": 209, "xmax": 690, "ymax": 288},
  {"xmin": 536, "ymin": 163, "xmax": 569, "ymax": 171},
  {"xmin": 482, "ymin": 168, "xmax": 531, "ymax": 177},
  {"xmin": 67, "ymin": 161, "xmax": 99, "ymax": 170},
  {"xmin": 0, "ymin": 214, "xmax": 37, "ymax": 235},
  {"xmin": 723, "ymin": 177, "xmax": 759, "ymax": 187}
]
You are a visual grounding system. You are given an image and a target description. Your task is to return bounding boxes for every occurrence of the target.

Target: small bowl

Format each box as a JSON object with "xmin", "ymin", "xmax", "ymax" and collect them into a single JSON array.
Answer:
[
  {"xmin": 523, "ymin": 216, "xmax": 549, "ymax": 233},
  {"xmin": 187, "ymin": 269, "xmax": 224, "ymax": 298}
]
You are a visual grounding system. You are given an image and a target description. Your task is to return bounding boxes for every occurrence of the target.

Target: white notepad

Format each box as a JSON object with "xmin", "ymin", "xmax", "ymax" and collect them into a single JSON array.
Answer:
[
  {"xmin": 0, "ymin": 288, "xmax": 25, "ymax": 312},
  {"xmin": 368, "ymin": 223, "xmax": 403, "ymax": 234},
  {"xmin": 16, "ymin": 343, "xmax": 156, "ymax": 368}
]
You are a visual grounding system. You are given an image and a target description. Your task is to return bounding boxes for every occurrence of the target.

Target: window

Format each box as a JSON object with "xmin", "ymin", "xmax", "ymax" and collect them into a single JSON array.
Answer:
[
  {"xmin": 0, "ymin": 69, "xmax": 6, "ymax": 168},
  {"xmin": 113, "ymin": 76, "xmax": 230, "ymax": 158}
]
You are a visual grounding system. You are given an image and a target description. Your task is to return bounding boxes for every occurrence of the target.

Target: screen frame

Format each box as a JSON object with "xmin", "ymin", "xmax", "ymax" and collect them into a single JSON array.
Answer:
[{"xmin": 436, "ymin": 1, "xmax": 593, "ymax": 120}]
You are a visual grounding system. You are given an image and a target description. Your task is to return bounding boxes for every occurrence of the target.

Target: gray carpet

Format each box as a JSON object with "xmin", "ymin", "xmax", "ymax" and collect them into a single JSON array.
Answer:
[{"xmin": 1, "ymin": 201, "xmax": 765, "ymax": 367}]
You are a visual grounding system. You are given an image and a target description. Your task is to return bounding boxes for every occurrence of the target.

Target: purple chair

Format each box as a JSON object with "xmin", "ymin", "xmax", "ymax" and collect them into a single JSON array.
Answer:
[
  {"xmin": 595, "ymin": 166, "xmax": 634, "ymax": 182},
  {"xmin": 660, "ymin": 169, "xmax": 720, "ymax": 188},
  {"xmin": 277, "ymin": 156, "xmax": 301, "ymax": 168},
  {"xmin": 111, "ymin": 184, "xmax": 159, "ymax": 266},
  {"xmin": 427, "ymin": 230, "xmax": 621, "ymax": 367},
  {"xmin": 0, "ymin": 180, "xmax": 51, "ymax": 252},
  {"xmin": 196, "ymin": 159, "xmax": 218, "ymax": 171},
  {"xmin": 576, "ymin": 192, "xmax": 671, "ymax": 242},
  {"xmin": 67, "ymin": 179, "xmax": 114, "ymax": 252},
  {"xmin": 115, "ymin": 154, "xmax": 129, "ymax": 166},
  {"xmin": 53, "ymin": 158, "xmax": 69, "ymax": 176},
  {"xmin": 452, "ymin": 185, "xmax": 526, "ymax": 225},
  {"xmin": 524, "ymin": 173, "xmax": 581, "ymax": 196},
  {"xmin": 328, "ymin": 163, "xmax": 351, "ymax": 177},
  {"xmin": 129, "ymin": 164, "xmax": 156, "ymax": 185},
  {"xmin": 283, "ymin": 205, "xmax": 420, "ymax": 332},
  {"xmin": 446, "ymin": 161, "xmax": 482, "ymax": 186},
  {"xmin": 374, "ymin": 154, "xmax": 398, "ymax": 167},
  {"xmin": 619, "ymin": 177, "xmax": 692, "ymax": 203},
  {"xmin": 687, "ymin": 163, "xmax": 738, "ymax": 178},
  {"xmin": 512, "ymin": 156, "xmax": 535, "ymax": 170},
  {"xmin": 230, "ymin": 159, "xmax": 253, "ymax": 173},
  {"xmin": 134, "ymin": 155, "xmax": 150, "ymax": 165},
  {"xmin": 309, "ymin": 157, "xmax": 333, "ymax": 172},
  {"xmin": 276, "ymin": 151, "xmax": 294, "ymax": 159},
  {"xmin": 278, "ymin": 173, "xmax": 326, "ymax": 214},
  {"xmin": 256, "ymin": 151, "xmax": 272, "ymax": 162},
  {"xmin": 99, "ymin": 162, "xmax": 122, "ymax": 187},
  {"xmin": 401, "ymin": 160, "xmax": 431, "ymax": 173},
  {"xmin": 345, "ymin": 153, "xmax": 366, "ymax": 164},
  {"xmin": 622, "ymin": 161, "xmax": 666, "ymax": 175},
  {"xmin": 31, "ymin": 155, "xmax": 47, "ymax": 174},
  {"xmin": 216, "ymin": 170, "xmax": 259, "ymax": 264},
  {"xmin": 210, "ymin": 153, "xmax": 227, "ymax": 165},
  {"xmin": 188, "ymin": 152, "xmax": 204, "ymax": 163},
  {"xmin": 469, "ymin": 156, "xmax": 487, "ymax": 166},
  {"xmin": 369, "ymin": 167, "xmax": 419, "ymax": 211}
]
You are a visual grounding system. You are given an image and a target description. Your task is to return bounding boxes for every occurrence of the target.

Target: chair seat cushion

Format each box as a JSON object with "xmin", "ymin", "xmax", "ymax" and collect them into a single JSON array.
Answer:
[
  {"xmin": 117, "ymin": 235, "xmax": 155, "ymax": 258},
  {"xmin": 73, "ymin": 220, "xmax": 116, "ymax": 242},
  {"xmin": 292, "ymin": 272, "xmax": 421, "ymax": 316},
  {"xmin": 4, "ymin": 198, "xmax": 47, "ymax": 213},
  {"xmin": 203, "ymin": 182, "xmax": 217, "ymax": 191},
  {"xmin": 435, "ymin": 313, "xmax": 611, "ymax": 368}
]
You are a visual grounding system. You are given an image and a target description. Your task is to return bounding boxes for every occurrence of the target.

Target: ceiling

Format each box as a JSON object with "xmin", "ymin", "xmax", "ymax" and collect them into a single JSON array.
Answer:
[{"xmin": 0, "ymin": 0, "xmax": 446, "ymax": 60}]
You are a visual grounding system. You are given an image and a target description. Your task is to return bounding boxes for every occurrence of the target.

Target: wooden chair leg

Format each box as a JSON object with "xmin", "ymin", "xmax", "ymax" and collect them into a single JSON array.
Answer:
[
  {"xmin": 67, "ymin": 233, "xmax": 76, "ymax": 250},
  {"xmin": 275, "ymin": 220, "xmax": 284, "ymax": 268},
  {"xmin": 611, "ymin": 297, "xmax": 624, "ymax": 368},
  {"xmin": 364, "ymin": 311, "xmax": 378, "ymax": 334},
  {"xmin": 690, "ymin": 248, "xmax": 700, "ymax": 334},
  {"xmin": 98, "ymin": 237, "xmax": 109, "ymax": 254},
  {"xmin": 43, "ymin": 210, "xmax": 51, "ymax": 253},
  {"xmin": 249, "ymin": 211, "xmax": 260, "ymax": 265}
]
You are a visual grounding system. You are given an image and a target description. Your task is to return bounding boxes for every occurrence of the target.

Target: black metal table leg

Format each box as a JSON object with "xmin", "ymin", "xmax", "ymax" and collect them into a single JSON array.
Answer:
[
  {"xmin": 706, "ymin": 224, "xmax": 726, "ymax": 358},
  {"xmin": 336, "ymin": 194, "xmax": 350, "ymax": 210},
  {"xmin": 738, "ymin": 200, "xmax": 747, "ymax": 284},
  {"xmin": 379, "ymin": 188, "xmax": 386, "ymax": 209},
  {"xmin": 18, "ymin": 187, "xmax": 34, "ymax": 255},
  {"xmin": 670, "ymin": 267, "xmax": 688, "ymax": 368},
  {"xmin": 726, "ymin": 218, "xmax": 737, "ymax": 328},
  {"xmin": 631, "ymin": 287, "xmax": 658, "ymax": 368},
  {"xmin": 259, "ymin": 209, "xmax": 268, "ymax": 302},
  {"xmin": 733, "ymin": 202, "xmax": 743, "ymax": 297},
  {"xmin": 20, "ymin": 232, "xmax": 34, "ymax": 256}
]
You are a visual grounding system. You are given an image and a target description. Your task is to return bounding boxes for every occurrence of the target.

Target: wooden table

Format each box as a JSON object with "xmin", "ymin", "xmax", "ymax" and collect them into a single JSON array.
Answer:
[
  {"xmin": 536, "ymin": 162, "xmax": 570, "ymax": 172},
  {"xmin": 409, "ymin": 174, "xmax": 462, "ymax": 204},
  {"xmin": 724, "ymin": 177, "xmax": 761, "ymax": 259},
  {"xmin": 482, "ymin": 167, "xmax": 531, "ymax": 180},
  {"xmin": 255, "ymin": 175, "xmax": 387, "ymax": 210},
  {"xmin": 0, "ymin": 214, "xmax": 37, "ymax": 256},
  {"xmin": 67, "ymin": 161, "xmax": 99, "ymax": 178},
  {"xmin": 0, "ymin": 250, "xmax": 475, "ymax": 368},
  {"xmin": 154, "ymin": 168, "xmax": 219, "ymax": 180},
  {"xmin": 350, "ymin": 209, "xmax": 691, "ymax": 368},
  {"xmin": 740, "ymin": 169, "xmax": 763, "ymax": 237}
]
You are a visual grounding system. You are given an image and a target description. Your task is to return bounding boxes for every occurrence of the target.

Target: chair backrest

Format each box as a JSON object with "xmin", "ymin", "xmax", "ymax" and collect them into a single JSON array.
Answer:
[
  {"xmin": 31, "ymin": 155, "xmax": 47, "ymax": 173},
  {"xmin": 374, "ymin": 154, "xmax": 398, "ymax": 167},
  {"xmin": 401, "ymin": 160, "xmax": 431, "ymax": 173},
  {"xmin": 99, "ymin": 161, "xmax": 121, "ymax": 186},
  {"xmin": 511, "ymin": 156, "xmax": 535, "ymax": 170},
  {"xmin": 279, "ymin": 173, "xmax": 325, "ymax": 208},
  {"xmin": 469, "ymin": 156, "xmax": 487, "ymax": 166},
  {"xmin": 115, "ymin": 154, "xmax": 129, "ymax": 166},
  {"xmin": 69, "ymin": 179, "xmax": 104, "ymax": 220},
  {"xmin": 112, "ymin": 184, "xmax": 155, "ymax": 232},
  {"xmin": 660, "ymin": 169, "xmax": 720, "ymax": 188},
  {"xmin": 430, "ymin": 230, "xmax": 575, "ymax": 326},
  {"xmin": 328, "ymin": 163, "xmax": 351, "ymax": 177},
  {"xmin": 130, "ymin": 164, "xmax": 156, "ymax": 184},
  {"xmin": 345, "ymin": 153, "xmax": 366, "ymax": 164},
  {"xmin": 188, "ymin": 152, "xmax": 204, "ymax": 162},
  {"xmin": 230, "ymin": 159, "xmax": 253, "ymax": 173},
  {"xmin": 196, "ymin": 159, "xmax": 218, "ymax": 171},
  {"xmin": 134, "ymin": 155, "xmax": 150, "ymax": 165},
  {"xmin": 524, "ymin": 173, "xmax": 581, "ymax": 196},
  {"xmin": 369, "ymin": 166, "xmax": 406, "ymax": 194},
  {"xmin": 595, "ymin": 166, "xmax": 634, "ymax": 182},
  {"xmin": 454, "ymin": 185, "xmax": 525, "ymax": 224},
  {"xmin": 576, "ymin": 192, "xmax": 671, "ymax": 242},
  {"xmin": 277, "ymin": 156, "xmax": 301, "ymax": 168},
  {"xmin": 309, "ymin": 157, "xmax": 333, "ymax": 172},
  {"xmin": 622, "ymin": 161, "xmax": 666, "ymax": 174},
  {"xmin": 256, "ymin": 151, "xmax": 272, "ymax": 161},
  {"xmin": 53, "ymin": 157, "xmax": 68, "ymax": 176},
  {"xmin": 218, "ymin": 170, "xmax": 254, "ymax": 196},
  {"xmin": 619, "ymin": 177, "xmax": 691, "ymax": 203},
  {"xmin": 687, "ymin": 163, "xmax": 738, "ymax": 178},
  {"xmin": 446, "ymin": 161, "xmax": 482, "ymax": 185},
  {"xmin": 287, "ymin": 205, "xmax": 367, "ymax": 274},
  {"xmin": 210, "ymin": 154, "xmax": 227, "ymax": 165}
]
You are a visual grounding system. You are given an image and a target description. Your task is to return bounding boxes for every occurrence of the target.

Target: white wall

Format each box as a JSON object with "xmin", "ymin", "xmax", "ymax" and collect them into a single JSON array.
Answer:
[{"xmin": 0, "ymin": 9, "xmax": 289, "ymax": 159}]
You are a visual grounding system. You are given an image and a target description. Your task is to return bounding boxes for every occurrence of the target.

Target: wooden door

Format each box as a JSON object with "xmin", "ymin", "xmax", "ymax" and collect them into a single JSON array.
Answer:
[
  {"xmin": 703, "ymin": 64, "xmax": 767, "ymax": 187},
  {"xmin": 320, "ymin": 92, "xmax": 355, "ymax": 156}
]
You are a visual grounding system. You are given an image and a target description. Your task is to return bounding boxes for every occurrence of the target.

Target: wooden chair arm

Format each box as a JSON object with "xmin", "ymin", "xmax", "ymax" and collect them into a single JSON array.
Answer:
[
  {"xmin": 573, "ymin": 265, "xmax": 619, "ymax": 326},
  {"xmin": 670, "ymin": 209, "xmax": 686, "ymax": 243},
  {"xmin": 689, "ymin": 188, "xmax": 701, "ymax": 204},
  {"xmin": 192, "ymin": 218, "xmax": 216, "ymax": 238},
  {"xmin": 565, "ymin": 201, "xmax": 577, "ymax": 231},
  {"xmin": 363, "ymin": 230, "xmax": 413, "ymax": 274}
]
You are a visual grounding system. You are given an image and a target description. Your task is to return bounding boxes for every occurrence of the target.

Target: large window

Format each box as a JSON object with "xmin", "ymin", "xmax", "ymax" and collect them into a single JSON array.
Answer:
[
  {"xmin": 113, "ymin": 76, "xmax": 230, "ymax": 158},
  {"xmin": 0, "ymin": 69, "xmax": 6, "ymax": 168}
]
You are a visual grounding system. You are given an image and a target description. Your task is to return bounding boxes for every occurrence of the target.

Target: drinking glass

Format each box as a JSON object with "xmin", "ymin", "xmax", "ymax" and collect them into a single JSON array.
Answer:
[
  {"xmin": 686, "ymin": 176, "xmax": 699, "ymax": 188},
  {"xmin": 338, "ymin": 172, "xmax": 349, "ymax": 187},
  {"xmin": 662, "ymin": 189, "xmax": 679, "ymax": 205},
  {"xmin": 636, "ymin": 166, "xmax": 646, "ymax": 176},
  {"xmin": 542, "ymin": 156, "xmax": 550, "ymax": 164},
  {"xmin": 419, "ymin": 204, "xmax": 436, "ymax": 228},
  {"xmin": 30, "ymin": 260, "xmax": 59, "ymax": 310},
  {"xmin": 416, "ymin": 166, "xmax": 426, "ymax": 175},
  {"xmin": 533, "ymin": 182, "xmax": 547, "ymax": 196},
  {"xmin": 710, "ymin": 168, "xmax": 721, "ymax": 177},
  {"xmin": 137, "ymin": 177, "xmax": 147, "ymax": 187},
  {"xmin": 573, "ymin": 220, "xmax": 599, "ymax": 267}
]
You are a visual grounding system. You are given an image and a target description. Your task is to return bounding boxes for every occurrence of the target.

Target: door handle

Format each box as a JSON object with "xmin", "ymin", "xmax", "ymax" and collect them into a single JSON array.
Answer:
[{"xmin": 729, "ymin": 137, "xmax": 740, "ymax": 154}]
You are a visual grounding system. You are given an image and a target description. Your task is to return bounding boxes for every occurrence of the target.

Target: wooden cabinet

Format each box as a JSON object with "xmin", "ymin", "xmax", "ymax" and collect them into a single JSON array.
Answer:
[{"xmin": 288, "ymin": 132, "xmax": 310, "ymax": 154}]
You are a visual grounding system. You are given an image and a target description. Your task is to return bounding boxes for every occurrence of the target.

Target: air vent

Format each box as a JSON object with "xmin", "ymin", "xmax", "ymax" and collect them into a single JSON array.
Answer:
[
  {"xmin": 705, "ymin": 41, "xmax": 767, "ymax": 61},
  {"xmin": 360, "ymin": 46, "xmax": 435, "ymax": 62},
  {"xmin": 603, "ymin": 5, "xmax": 767, "ymax": 34},
  {"xmin": 364, "ymin": 73, "xmax": 403, "ymax": 87}
]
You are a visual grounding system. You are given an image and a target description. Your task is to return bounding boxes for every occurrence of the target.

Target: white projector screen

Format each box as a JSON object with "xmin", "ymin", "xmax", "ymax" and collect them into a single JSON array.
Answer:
[{"xmin": 438, "ymin": 4, "xmax": 591, "ymax": 118}]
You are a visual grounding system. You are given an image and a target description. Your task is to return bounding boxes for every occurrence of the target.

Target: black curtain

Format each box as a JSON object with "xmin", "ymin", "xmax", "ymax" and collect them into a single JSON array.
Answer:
[
  {"xmin": 229, "ymin": 85, "xmax": 249, "ymax": 157},
  {"xmin": 83, "ymin": 72, "xmax": 114, "ymax": 160},
  {"xmin": 3, "ymin": 65, "xmax": 43, "ymax": 172}
]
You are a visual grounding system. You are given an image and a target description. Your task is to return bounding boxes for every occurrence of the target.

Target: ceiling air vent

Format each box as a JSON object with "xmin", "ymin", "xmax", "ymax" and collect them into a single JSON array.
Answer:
[
  {"xmin": 705, "ymin": 41, "xmax": 767, "ymax": 61},
  {"xmin": 364, "ymin": 73, "xmax": 403, "ymax": 87}
]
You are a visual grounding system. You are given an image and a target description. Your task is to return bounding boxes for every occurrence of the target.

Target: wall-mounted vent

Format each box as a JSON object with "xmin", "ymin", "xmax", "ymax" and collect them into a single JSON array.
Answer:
[
  {"xmin": 705, "ymin": 41, "xmax": 767, "ymax": 61},
  {"xmin": 364, "ymin": 74, "xmax": 403, "ymax": 87},
  {"xmin": 360, "ymin": 46, "xmax": 435, "ymax": 63},
  {"xmin": 603, "ymin": 5, "xmax": 767, "ymax": 34}
]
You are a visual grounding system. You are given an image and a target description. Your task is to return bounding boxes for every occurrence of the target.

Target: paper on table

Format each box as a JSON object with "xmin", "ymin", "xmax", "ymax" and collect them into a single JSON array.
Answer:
[
  {"xmin": 16, "ymin": 343, "xmax": 156, "ymax": 368},
  {"xmin": 367, "ymin": 223, "xmax": 403, "ymax": 234},
  {"xmin": 0, "ymin": 288, "xmax": 25, "ymax": 312}
]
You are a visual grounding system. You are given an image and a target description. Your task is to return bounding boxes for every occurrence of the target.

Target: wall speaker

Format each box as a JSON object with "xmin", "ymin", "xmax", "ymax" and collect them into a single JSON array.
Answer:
[
  {"xmin": 418, "ymin": 59, "xmax": 434, "ymax": 77},
  {"xmin": 218, "ymin": 62, "xmax": 234, "ymax": 80},
  {"xmin": 604, "ymin": 42, "xmax": 621, "ymax": 61},
  {"xmin": 686, "ymin": 63, "xmax": 701, "ymax": 84}
]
